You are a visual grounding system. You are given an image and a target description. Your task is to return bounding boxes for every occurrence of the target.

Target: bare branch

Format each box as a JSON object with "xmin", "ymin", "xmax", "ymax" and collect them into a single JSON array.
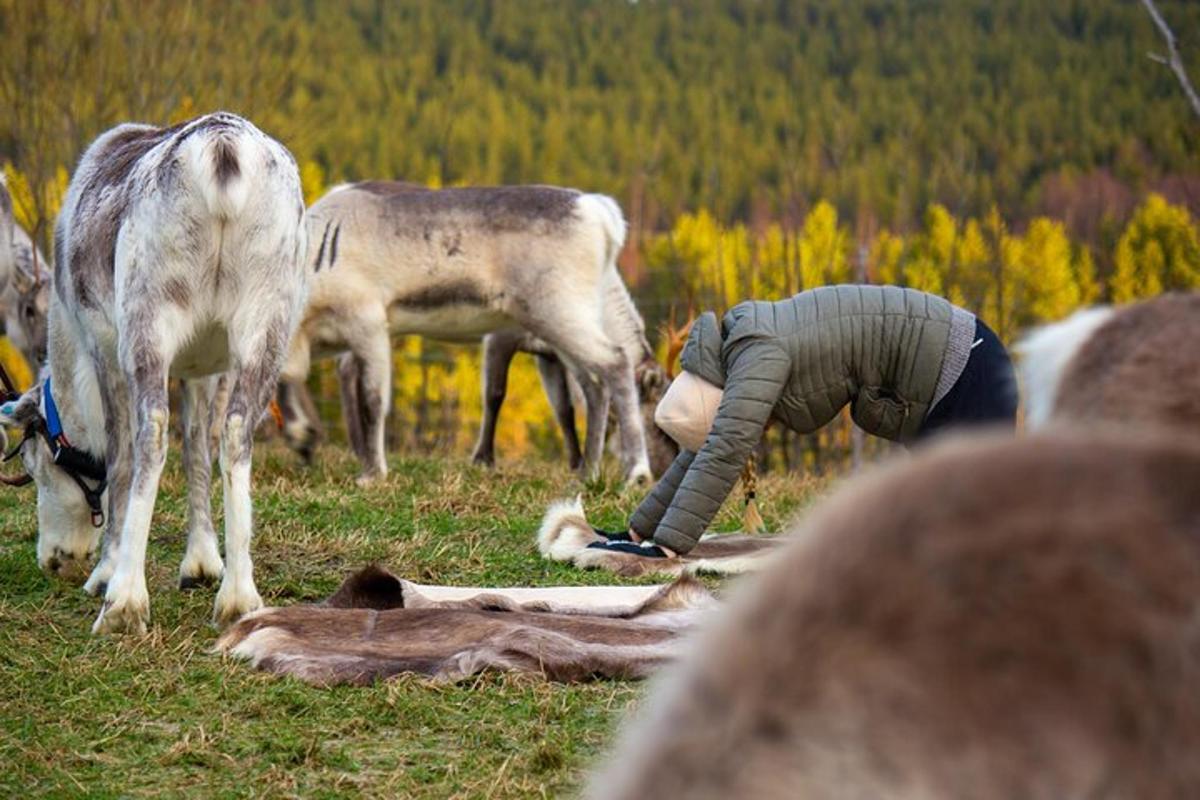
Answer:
[{"xmin": 1141, "ymin": 0, "xmax": 1200, "ymax": 120}]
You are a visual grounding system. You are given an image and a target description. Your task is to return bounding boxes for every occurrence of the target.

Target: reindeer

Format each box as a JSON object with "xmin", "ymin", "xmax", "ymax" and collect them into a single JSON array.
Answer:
[
  {"xmin": 2, "ymin": 222, "xmax": 52, "ymax": 366},
  {"xmin": 1018, "ymin": 293, "xmax": 1200, "ymax": 431},
  {"xmin": 470, "ymin": 312, "xmax": 690, "ymax": 478},
  {"xmin": 0, "ymin": 112, "xmax": 308, "ymax": 634},
  {"xmin": 0, "ymin": 176, "xmax": 52, "ymax": 368},
  {"xmin": 590, "ymin": 429, "xmax": 1200, "ymax": 799},
  {"xmin": 0, "ymin": 175, "xmax": 15, "ymax": 299},
  {"xmin": 276, "ymin": 182, "xmax": 652, "ymax": 485}
]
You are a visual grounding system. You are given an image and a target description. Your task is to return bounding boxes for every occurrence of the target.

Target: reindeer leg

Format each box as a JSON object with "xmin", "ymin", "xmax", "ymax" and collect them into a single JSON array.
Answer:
[
  {"xmin": 276, "ymin": 380, "xmax": 321, "ymax": 465},
  {"xmin": 337, "ymin": 353, "xmax": 367, "ymax": 463},
  {"xmin": 277, "ymin": 334, "xmax": 320, "ymax": 464},
  {"xmin": 471, "ymin": 332, "xmax": 520, "ymax": 467},
  {"xmin": 178, "ymin": 376, "xmax": 223, "ymax": 589},
  {"xmin": 94, "ymin": 336, "xmax": 171, "ymax": 635},
  {"xmin": 535, "ymin": 352, "xmax": 583, "ymax": 471},
  {"xmin": 212, "ymin": 313, "xmax": 294, "ymax": 626},
  {"xmin": 83, "ymin": 363, "xmax": 132, "ymax": 597},
  {"xmin": 352, "ymin": 326, "xmax": 392, "ymax": 484},
  {"xmin": 524, "ymin": 308, "xmax": 651, "ymax": 483},
  {"xmin": 607, "ymin": 353, "xmax": 652, "ymax": 486}
]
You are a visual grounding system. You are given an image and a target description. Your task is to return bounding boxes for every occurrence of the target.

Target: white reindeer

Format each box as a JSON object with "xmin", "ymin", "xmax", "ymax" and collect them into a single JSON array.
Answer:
[
  {"xmin": 276, "ymin": 182, "xmax": 652, "ymax": 485},
  {"xmin": 0, "ymin": 112, "xmax": 308, "ymax": 634}
]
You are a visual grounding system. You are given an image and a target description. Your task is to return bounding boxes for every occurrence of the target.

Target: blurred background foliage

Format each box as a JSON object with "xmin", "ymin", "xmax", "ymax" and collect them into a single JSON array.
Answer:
[{"xmin": 1, "ymin": 0, "xmax": 1197, "ymax": 467}]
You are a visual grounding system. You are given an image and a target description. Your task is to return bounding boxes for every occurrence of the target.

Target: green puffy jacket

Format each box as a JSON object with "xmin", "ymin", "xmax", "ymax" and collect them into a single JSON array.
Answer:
[{"xmin": 631, "ymin": 284, "xmax": 976, "ymax": 554}]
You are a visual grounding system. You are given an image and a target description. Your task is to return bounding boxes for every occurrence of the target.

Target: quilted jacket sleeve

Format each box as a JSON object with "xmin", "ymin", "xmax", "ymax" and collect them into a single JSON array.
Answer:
[
  {"xmin": 652, "ymin": 338, "xmax": 791, "ymax": 554},
  {"xmin": 628, "ymin": 449, "xmax": 697, "ymax": 538}
]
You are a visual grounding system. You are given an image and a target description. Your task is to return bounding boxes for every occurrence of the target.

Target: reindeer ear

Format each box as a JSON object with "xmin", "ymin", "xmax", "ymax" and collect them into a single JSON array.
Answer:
[{"xmin": 0, "ymin": 387, "xmax": 41, "ymax": 428}]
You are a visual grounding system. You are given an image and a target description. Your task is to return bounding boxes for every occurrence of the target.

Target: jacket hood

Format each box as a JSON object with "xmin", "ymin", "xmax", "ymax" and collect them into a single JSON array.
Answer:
[{"xmin": 679, "ymin": 311, "xmax": 726, "ymax": 388}]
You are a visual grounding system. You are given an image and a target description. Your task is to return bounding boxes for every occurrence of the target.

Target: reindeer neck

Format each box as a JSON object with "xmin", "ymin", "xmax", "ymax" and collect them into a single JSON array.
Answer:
[{"xmin": 44, "ymin": 303, "xmax": 106, "ymax": 459}]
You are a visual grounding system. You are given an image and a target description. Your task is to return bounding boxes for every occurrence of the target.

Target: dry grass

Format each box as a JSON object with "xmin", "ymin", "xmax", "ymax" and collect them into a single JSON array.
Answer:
[{"xmin": 0, "ymin": 440, "xmax": 827, "ymax": 798}]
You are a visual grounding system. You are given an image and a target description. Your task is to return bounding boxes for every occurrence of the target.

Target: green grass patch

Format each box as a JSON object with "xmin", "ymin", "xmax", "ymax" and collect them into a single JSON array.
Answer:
[{"xmin": 0, "ymin": 442, "xmax": 826, "ymax": 798}]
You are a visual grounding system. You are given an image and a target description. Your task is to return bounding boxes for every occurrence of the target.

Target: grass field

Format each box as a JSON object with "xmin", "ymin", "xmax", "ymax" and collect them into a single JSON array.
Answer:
[{"xmin": 0, "ymin": 441, "xmax": 826, "ymax": 798}]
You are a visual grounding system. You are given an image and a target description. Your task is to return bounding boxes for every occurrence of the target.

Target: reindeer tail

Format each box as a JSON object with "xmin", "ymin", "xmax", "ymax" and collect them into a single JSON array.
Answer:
[
  {"xmin": 579, "ymin": 193, "xmax": 628, "ymax": 272},
  {"xmin": 537, "ymin": 495, "xmax": 606, "ymax": 560},
  {"xmin": 184, "ymin": 114, "xmax": 252, "ymax": 221}
]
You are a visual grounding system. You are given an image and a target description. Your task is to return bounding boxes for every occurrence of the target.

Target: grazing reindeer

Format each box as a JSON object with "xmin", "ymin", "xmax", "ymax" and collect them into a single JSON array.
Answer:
[
  {"xmin": 2, "ymin": 223, "xmax": 52, "ymax": 366},
  {"xmin": 1018, "ymin": 292, "xmax": 1200, "ymax": 431},
  {"xmin": 0, "ymin": 175, "xmax": 15, "ymax": 297},
  {"xmin": 277, "ymin": 182, "xmax": 652, "ymax": 485},
  {"xmin": 0, "ymin": 112, "xmax": 308, "ymax": 634},
  {"xmin": 471, "ymin": 312, "xmax": 691, "ymax": 477},
  {"xmin": 591, "ymin": 429, "xmax": 1200, "ymax": 799},
  {"xmin": 0, "ymin": 176, "xmax": 52, "ymax": 366}
]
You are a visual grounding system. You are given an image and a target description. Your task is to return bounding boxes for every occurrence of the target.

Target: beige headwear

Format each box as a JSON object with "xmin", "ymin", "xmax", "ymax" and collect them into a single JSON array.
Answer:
[{"xmin": 654, "ymin": 370, "xmax": 724, "ymax": 452}]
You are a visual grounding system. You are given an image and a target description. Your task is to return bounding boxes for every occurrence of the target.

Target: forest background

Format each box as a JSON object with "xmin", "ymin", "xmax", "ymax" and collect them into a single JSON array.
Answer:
[{"xmin": 2, "ymin": 0, "xmax": 1198, "ymax": 472}]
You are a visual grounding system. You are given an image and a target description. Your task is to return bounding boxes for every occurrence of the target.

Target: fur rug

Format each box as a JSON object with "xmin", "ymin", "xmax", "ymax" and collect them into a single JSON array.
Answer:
[
  {"xmin": 537, "ymin": 496, "xmax": 783, "ymax": 578},
  {"xmin": 215, "ymin": 565, "xmax": 715, "ymax": 685}
]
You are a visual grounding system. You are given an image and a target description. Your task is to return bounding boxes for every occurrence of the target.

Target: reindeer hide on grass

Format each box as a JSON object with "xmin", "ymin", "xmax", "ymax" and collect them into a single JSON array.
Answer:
[
  {"xmin": 537, "ymin": 496, "xmax": 783, "ymax": 578},
  {"xmin": 215, "ymin": 565, "xmax": 715, "ymax": 686}
]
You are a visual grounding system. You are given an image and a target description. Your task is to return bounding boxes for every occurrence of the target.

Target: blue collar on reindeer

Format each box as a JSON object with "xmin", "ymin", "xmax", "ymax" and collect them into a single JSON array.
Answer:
[
  {"xmin": 19, "ymin": 377, "xmax": 108, "ymax": 527},
  {"xmin": 43, "ymin": 377, "xmax": 66, "ymax": 440}
]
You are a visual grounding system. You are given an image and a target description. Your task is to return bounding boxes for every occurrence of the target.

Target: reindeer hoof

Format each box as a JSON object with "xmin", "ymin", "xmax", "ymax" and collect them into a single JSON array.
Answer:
[
  {"xmin": 92, "ymin": 590, "xmax": 150, "ymax": 635},
  {"xmin": 179, "ymin": 574, "xmax": 218, "ymax": 591},
  {"xmin": 625, "ymin": 464, "xmax": 653, "ymax": 488},
  {"xmin": 355, "ymin": 471, "xmax": 385, "ymax": 487},
  {"xmin": 179, "ymin": 544, "xmax": 224, "ymax": 590},
  {"xmin": 213, "ymin": 584, "xmax": 263, "ymax": 626}
]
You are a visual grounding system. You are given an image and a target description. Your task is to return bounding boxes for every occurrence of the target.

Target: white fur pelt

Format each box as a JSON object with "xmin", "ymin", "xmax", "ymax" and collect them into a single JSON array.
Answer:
[
  {"xmin": 1015, "ymin": 306, "xmax": 1114, "ymax": 429},
  {"xmin": 537, "ymin": 496, "xmax": 782, "ymax": 578}
]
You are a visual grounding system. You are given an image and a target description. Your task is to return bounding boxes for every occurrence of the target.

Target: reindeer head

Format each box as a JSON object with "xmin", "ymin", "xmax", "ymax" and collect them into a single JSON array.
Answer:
[
  {"xmin": 0, "ymin": 382, "xmax": 103, "ymax": 581},
  {"xmin": 0, "ymin": 176, "xmax": 15, "ymax": 298},
  {"xmin": 5, "ymin": 263, "xmax": 50, "ymax": 366}
]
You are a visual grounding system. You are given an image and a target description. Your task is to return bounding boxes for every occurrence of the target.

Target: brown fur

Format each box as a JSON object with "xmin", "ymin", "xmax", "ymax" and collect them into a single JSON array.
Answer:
[
  {"xmin": 591, "ymin": 429, "xmax": 1200, "ymax": 799},
  {"xmin": 217, "ymin": 567, "xmax": 712, "ymax": 685},
  {"xmin": 1055, "ymin": 292, "xmax": 1200, "ymax": 429},
  {"xmin": 353, "ymin": 181, "xmax": 581, "ymax": 232}
]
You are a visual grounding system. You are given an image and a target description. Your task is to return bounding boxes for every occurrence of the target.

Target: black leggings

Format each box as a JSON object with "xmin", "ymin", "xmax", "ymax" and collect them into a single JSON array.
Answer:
[{"xmin": 917, "ymin": 318, "xmax": 1018, "ymax": 440}]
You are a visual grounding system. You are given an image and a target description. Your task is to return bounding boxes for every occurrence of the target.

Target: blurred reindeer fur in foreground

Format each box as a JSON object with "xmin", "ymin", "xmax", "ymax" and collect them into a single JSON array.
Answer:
[{"xmin": 590, "ymin": 429, "xmax": 1200, "ymax": 800}]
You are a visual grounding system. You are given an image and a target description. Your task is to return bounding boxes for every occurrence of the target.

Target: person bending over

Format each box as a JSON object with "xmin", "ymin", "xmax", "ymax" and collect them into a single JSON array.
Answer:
[{"xmin": 592, "ymin": 284, "xmax": 1017, "ymax": 559}]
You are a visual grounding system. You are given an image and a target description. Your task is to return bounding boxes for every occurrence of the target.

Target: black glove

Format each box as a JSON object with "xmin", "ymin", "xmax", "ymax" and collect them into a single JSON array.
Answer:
[
  {"xmin": 592, "ymin": 526, "xmax": 634, "ymax": 542},
  {"xmin": 586, "ymin": 541, "xmax": 670, "ymax": 558}
]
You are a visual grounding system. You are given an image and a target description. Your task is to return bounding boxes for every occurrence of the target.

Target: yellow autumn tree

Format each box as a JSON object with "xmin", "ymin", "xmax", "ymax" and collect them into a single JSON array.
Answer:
[
  {"xmin": 1013, "ymin": 217, "xmax": 1083, "ymax": 324},
  {"xmin": 798, "ymin": 201, "xmax": 849, "ymax": 289},
  {"xmin": 3, "ymin": 163, "xmax": 69, "ymax": 241},
  {"xmin": 1111, "ymin": 193, "xmax": 1200, "ymax": 303},
  {"xmin": 951, "ymin": 217, "xmax": 992, "ymax": 310},
  {"xmin": 869, "ymin": 229, "xmax": 905, "ymax": 286},
  {"xmin": 753, "ymin": 222, "xmax": 792, "ymax": 299},
  {"xmin": 299, "ymin": 161, "xmax": 327, "ymax": 206}
]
